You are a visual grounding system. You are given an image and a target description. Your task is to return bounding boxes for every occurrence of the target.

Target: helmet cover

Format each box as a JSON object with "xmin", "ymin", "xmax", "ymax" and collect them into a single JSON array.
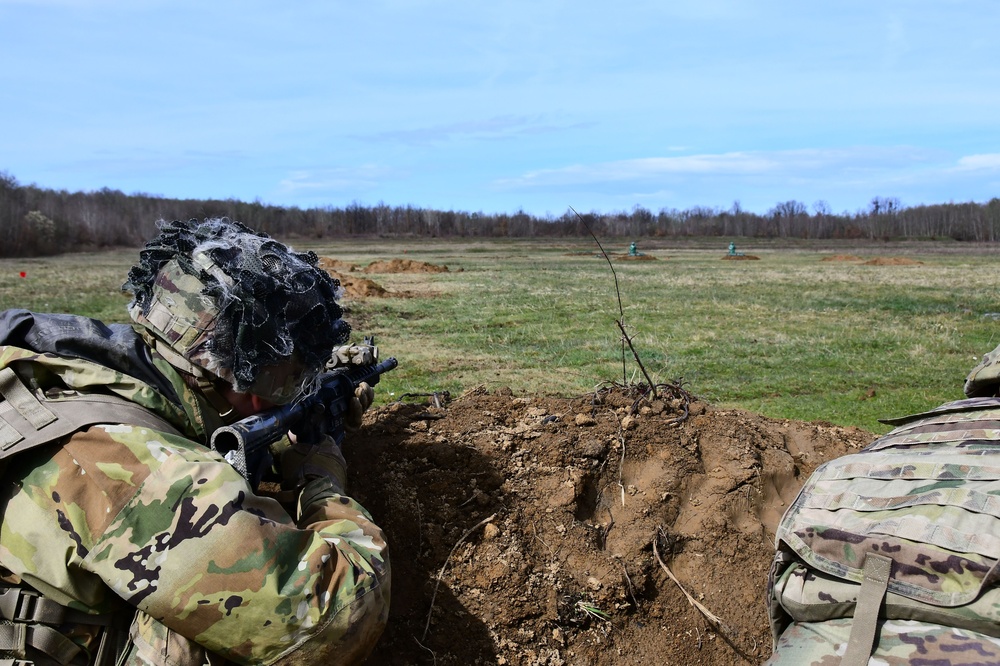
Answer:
[
  {"xmin": 965, "ymin": 343, "xmax": 1000, "ymax": 398},
  {"xmin": 123, "ymin": 218, "xmax": 351, "ymax": 403}
]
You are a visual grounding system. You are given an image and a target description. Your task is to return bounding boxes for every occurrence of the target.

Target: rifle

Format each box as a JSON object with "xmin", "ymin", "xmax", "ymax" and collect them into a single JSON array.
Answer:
[{"xmin": 210, "ymin": 356, "xmax": 398, "ymax": 488}]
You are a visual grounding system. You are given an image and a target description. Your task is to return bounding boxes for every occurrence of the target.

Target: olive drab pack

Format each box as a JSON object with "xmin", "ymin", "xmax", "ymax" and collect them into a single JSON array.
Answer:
[
  {"xmin": 0, "ymin": 367, "xmax": 179, "ymax": 666},
  {"xmin": 767, "ymin": 396, "xmax": 1000, "ymax": 666}
]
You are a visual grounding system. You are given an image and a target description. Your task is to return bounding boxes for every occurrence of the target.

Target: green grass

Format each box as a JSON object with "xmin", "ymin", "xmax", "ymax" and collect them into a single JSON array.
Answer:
[{"xmin": 2, "ymin": 239, "xmax": 997, "ymax": 433}]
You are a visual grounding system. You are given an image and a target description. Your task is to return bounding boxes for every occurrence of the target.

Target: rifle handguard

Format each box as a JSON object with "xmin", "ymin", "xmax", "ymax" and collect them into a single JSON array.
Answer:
[{"xmin": 211, "ymin": 357, "xmax": 398, "ymax": 488}]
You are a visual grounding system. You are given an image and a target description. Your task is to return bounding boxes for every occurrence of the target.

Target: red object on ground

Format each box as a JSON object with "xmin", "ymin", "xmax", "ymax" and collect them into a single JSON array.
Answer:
[{"xmin": 18, "ymin": 272, "xmax": 26, "ymax": 278}]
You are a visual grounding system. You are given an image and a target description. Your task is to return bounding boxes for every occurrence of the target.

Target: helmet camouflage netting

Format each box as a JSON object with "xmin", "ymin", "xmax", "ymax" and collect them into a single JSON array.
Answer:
[{"xmin": 123, "ymin": 218, "xmax": 350, "ymax": 402}]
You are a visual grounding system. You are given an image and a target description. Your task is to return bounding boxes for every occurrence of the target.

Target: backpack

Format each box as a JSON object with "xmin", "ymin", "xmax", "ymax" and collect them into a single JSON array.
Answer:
[
  {"xmin": 767, "ymin": 396, "xmax": 1000, "ymax": 664},
  {"xmin": 0, "ymin": 365, "xmax": 181, "ymax": 666}
]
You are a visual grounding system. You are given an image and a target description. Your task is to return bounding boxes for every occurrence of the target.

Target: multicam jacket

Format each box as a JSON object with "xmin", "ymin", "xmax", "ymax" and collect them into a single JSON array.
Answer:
[
  {"xmin": 0, "ymin": 310, "xmax": 390, "ymax": 666},
  {"xmin": 766, "ymin": 396, "xmax": 1000, "ymax": 665}
]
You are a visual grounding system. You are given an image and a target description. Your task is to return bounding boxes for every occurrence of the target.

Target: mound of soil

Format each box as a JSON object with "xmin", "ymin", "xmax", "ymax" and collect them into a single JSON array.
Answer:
[
  {"xmin": 861, "ymin": 256, "xmax": 924, "ymax": 266},
  {"xmin": 721, "ymin": 255, "xmax": 760, "ymax": 261},
  {"xmin": 317, "ymin": 257, "xmax": 360, "ymax": 273},
  {"xmin": 347, "ymin": 386, "xmax": 872, "ymax": 665},
  {"xmin": 820, "ymin": 254, "xmax": 862, "ymax": 262},
  {"xmin": 316, "ymin": 257, "xmax": 394, "ymax": 298},
  {"xmin": 338, "ymin": 274, "xmax": 390, "ymax": 298},
  {"xmin": 364, "ymin": 259, "xmax": 450, "ymax": 274}
]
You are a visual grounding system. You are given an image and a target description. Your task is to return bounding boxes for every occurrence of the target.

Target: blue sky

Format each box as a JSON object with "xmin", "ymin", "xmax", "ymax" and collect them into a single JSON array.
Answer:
[{"xmin": 2, "ymin": 1, "xmax": 998, "ymax": 217}]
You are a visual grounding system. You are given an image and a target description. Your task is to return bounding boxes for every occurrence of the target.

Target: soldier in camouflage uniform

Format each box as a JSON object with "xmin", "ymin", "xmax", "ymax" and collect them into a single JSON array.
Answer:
[
  {"xmin": 0, "ymin": 218, "xmax": 389, "ymax": 665},
  {"xmin": 765, "ymin": 346, "xmax": 1000, "ymax": 665}
]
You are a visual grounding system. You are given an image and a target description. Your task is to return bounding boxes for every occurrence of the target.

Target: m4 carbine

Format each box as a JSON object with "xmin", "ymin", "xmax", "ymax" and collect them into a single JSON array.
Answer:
[{"xmin": 210, "ymin": 357, "xmax": 398, "ymax": 488}]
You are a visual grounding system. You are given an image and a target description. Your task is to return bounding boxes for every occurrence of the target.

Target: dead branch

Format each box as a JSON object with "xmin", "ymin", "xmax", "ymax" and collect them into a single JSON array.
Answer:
[
  {"xmin": 570, "ymin": 206, "xmax": 658, "ymax": 398},
  {"xmin": 422, "ymin": 513, "xmax": 497, "ymax": 641}
]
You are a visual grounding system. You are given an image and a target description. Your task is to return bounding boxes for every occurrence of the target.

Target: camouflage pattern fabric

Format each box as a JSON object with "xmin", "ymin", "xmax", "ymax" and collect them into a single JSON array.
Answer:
[
  {"xmin": 964, "ymin": 341, "xmax": 1000, "ymax": 397},
  {"xmin": 0, "ymin": 344, "xmax": 390, "ymax": 665},
  {"xmin": 766, "ymin": 618, "xmax": 1000, "ymax": 665},
  {"xmin": 767, "ymin": 397, "xmax": 1000, "ymax": 663},
  {"xmin": 130, "ymin": 258, "xmax": 311, "ymax": 406}
]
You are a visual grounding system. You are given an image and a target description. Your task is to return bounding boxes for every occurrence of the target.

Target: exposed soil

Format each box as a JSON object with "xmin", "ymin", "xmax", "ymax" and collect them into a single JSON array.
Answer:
[
  {"xmin": 720, "ymin": 255, "xmax": 760, "ymax": 261},
  {"xmin": 317, "ymin": 256, "xmax": 454, "ymax": 298},
  {"xmin": 861, "ymin": 256, "xmax": 924, "ymax": 266},
  {"xmin": 317, "ymin": 257, "xmax": 360, "ymax": 273},
  {"xmin": 346, "ymin": 385, "xmax": 873, "ymax": 665},
  {"xmin": 363, "ymin": 259, "xmax": 452, "ymax": 274},
  {"xmin": 317, "ymin": 257, "xmax": 390, "ymax": 299}
]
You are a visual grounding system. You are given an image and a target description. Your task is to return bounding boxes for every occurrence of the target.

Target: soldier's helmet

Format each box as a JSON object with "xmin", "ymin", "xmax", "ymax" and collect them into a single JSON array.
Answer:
[
  {"xmin": 123, "ymin": 218, "xmax": 350, "ymax": 405},
  {"xmin": 964, "ymin": 343, "xmax": 1000, "ymax": 398}
]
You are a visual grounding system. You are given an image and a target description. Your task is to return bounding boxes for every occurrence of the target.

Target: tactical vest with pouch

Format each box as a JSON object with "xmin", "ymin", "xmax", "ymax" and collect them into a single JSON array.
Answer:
[
  {"xmin": 767, "ymin": 396, "xmax": 1000, "ymax": 665},
  {"xmin": 0, "ymin": 364, "xmax": 181, "ymax": 666}
]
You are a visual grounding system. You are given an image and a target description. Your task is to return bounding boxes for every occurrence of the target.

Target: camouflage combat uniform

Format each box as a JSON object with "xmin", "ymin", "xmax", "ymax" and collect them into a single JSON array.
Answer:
[
  {"xmin": 766, "ymin": 394, "xmax": 1000, "ymax": 665},
  {"xmin": 0, "ymin": 311, "xmax": 390, "ymax": 665}
]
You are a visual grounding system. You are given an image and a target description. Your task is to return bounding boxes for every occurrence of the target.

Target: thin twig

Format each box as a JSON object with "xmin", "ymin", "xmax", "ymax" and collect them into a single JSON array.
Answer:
[
  {"xmin": 617, "ymin": 557, "xmax": 639, "ymax": 609},
  {"xmin": 569, "ymin": 206, "xmax": 658, "ymax": 398},
  {"xmin": 653, "ymin": 528, "xmax": 756, "ymax": 663},
  {"xmin": 616, "ymin": 424, "xmax": 627, "ymax": 508},
  {"xmin": 412, "ymin": 634, "xmax": 437, "ymax": 665},
  {"xmin": 422, "ymin": 513, "xmax": 497, "ymax": 641},
  {"xmin": 416, "ymin": 499, "xmax": 424, "ymax": 559},
  {"xmin": 532, "ymin": 523, "xmax": 557, "ymax": 563},
  {"xmin": 652, "ymin": 529, "xmax": 724, "ymax": 627},
  {"xmin": 615, "ymin": 319, "xmax": 658, "ymax": 398}
]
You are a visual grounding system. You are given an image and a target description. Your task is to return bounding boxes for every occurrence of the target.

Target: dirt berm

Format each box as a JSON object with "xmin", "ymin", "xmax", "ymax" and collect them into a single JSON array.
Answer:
[{"xmin": 346, "ymin": 385, "xmax": 872, "ymax": 665}]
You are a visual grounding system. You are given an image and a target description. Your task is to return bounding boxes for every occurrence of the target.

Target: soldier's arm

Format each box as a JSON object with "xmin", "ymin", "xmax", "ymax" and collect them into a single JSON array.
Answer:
[{"xmin": 1, "ymin": 424, "xmax": 389, "ymax": 665}]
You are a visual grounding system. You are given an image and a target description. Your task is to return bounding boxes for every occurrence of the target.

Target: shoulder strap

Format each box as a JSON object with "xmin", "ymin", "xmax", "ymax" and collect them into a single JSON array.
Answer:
[
  {"xmin": 841, "ymin": 553, "xmax": 892, "ymax": 666},
  {"xmin": 0, "ymin": 367, "xmax": 183, "ymax": 459}
]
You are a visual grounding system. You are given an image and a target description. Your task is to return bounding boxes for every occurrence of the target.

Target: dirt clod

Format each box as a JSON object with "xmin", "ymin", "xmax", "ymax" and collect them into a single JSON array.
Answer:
[{"xmin": 348, "ymin": 387, "xmax": 872, "ymax": 665}]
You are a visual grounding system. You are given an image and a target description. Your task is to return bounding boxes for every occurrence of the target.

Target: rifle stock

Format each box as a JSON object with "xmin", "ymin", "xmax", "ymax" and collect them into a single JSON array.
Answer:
[{"xmin": 211, "ymin": 357, "xmax": 398, "ymax": 486}]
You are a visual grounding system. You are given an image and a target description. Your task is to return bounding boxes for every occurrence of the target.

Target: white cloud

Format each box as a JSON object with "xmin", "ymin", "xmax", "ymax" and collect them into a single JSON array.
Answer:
[
  {"xmin": 277, "ymin": 166, "xmax": 397, "ymax": 195},
  {"xmin": 954, "ymin": 154, "xmax": 1000, "ymax": 171},
  {"xmin": 496, "ymin": 147, "xmax": 933, "ymax": 189},
  {"xmin": 354, "ymin": 115, "xmax": 593, "ymax": 146}
]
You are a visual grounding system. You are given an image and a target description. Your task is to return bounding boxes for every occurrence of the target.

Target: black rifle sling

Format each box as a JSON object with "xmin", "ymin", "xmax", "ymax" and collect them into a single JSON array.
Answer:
[{"xmin": 0, "ymin": 367, "xmax": 183, "ymax": 459}]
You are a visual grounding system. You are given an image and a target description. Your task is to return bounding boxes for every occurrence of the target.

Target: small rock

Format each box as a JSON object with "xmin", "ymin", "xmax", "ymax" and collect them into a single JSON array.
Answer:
[
  {"xmin": 621, "ymin": 414, "xmax": 637, "ymax": 430},
  {"xmin": 575, "ymin": 413, "xmax": 596, "ymax": 426},
  {"xmin": 587, "ymin": 576, "xmax": 602, "ymax": 590},
  {"xmin": 483, "ymin": 523, "xmax": 500, "ymax": 540}
]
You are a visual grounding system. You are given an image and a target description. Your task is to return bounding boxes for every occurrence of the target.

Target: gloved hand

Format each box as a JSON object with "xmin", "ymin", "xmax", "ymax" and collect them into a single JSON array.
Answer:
[
  {"xmin": 280, "ymin": 435, "xmax": 347, "ymax": 494},
  {"xmin": 346, "ymin": 381, "xmax": 375, "ymax": 432}
]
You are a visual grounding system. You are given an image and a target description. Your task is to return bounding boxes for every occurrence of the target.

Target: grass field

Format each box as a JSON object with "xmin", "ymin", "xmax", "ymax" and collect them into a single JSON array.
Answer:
[{"xmin": 1, "ymin": 237, "xmax": 998, "ymax": 433}]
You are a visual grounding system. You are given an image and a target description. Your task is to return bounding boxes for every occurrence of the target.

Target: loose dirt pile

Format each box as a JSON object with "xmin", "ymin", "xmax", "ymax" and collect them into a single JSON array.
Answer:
[
  {"xmin": 861, "ymin": 256, "xmax": 924, "ymax": 266},
  {"xmin": 347, "ymin": 386, "xmax": 873, "ymax": 665},
  {"xmin": 317, "ymin": 256, "xmax": 454, "ymax": 298},
  {"xmin": 363, "ymin": 259, "xmax": 451, "ymax": 274},
  {"xmin": 721, "ymin": 255, "xmax": 760, "ymax": 261},
  {"xmin": 316, "ymin": 257, "xmax": 359, "ymax": 273},
  {"xmin": 317, "ymin": 257, "xmax": 390, "ymax": 299}
]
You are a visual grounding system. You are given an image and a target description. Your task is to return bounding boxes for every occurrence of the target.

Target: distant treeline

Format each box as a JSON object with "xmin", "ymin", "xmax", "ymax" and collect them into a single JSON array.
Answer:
[{"xmin": 3, "ymin": 170, "xmax": 1000, "ymax": 257}]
